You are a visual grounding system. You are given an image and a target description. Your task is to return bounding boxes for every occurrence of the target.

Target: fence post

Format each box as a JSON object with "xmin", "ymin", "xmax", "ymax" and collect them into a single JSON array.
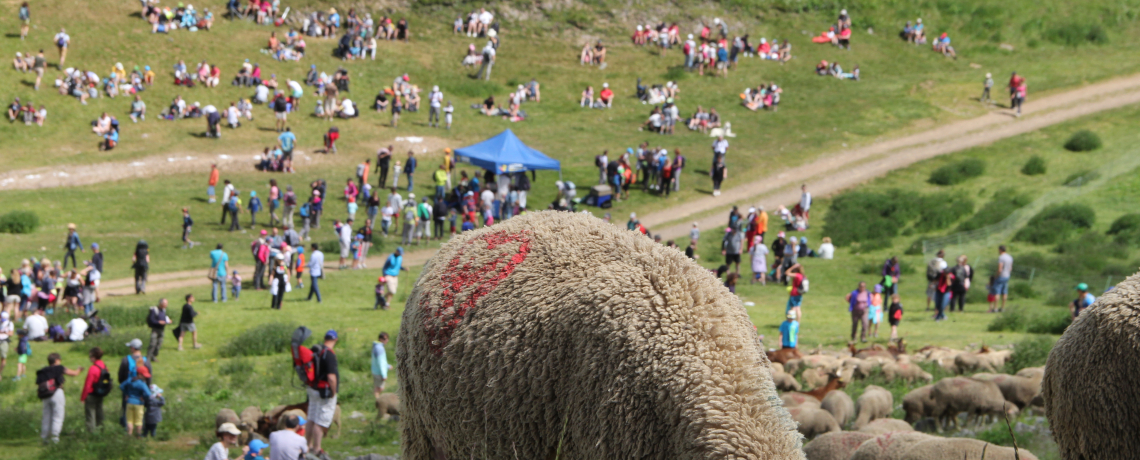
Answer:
[
  {"xmin": 1028, "ymin": 268, "xmax": 1036, "ymax": 285},
  {"xmin": 1106, "ymin": 276, "xmax": 1113, "ymax": 292}
]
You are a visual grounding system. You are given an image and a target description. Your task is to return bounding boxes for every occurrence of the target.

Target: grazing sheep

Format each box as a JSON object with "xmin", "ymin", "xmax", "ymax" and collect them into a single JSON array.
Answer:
[
  {"xmin": 376, "ymin": 393, "xmax": 401, "ymax": 422},
  {"xmin": 238, "ymin": 406, "xmax": 263, "ymax": 444},
  {"xmin": 769, "ymin": 347, "xmax": 804, "ymax": 365},
  {"xmin": 897, "ymin": 437, "xmax": 1038, "ymax": 460},
  {"xmin": 1044, "ymin": 276, "xmax": 1140, "ymax": 460},
  {"xmin": 954, "ymin": 348, "xmax": 1013, "ymax": 374},
  {"xmin": 784, "ymin": 358, "xmax": 804, "ymax": 375},
  {"xmin": 857, "ymin": 418, "xmax": 914, "ymax": 435},
  {"xmin": 882, "ymin": 361, "xmax": 933, "ymax": 383},
  {"xmin": 971, "ymin": 373, "xmax": 1041, "ymax": 409},
  {"xmin": 216, "ymin": 408, "xmax": 239, "ymax": 429},
  {"xmin": 788, "ymin": 406, "xmax": 841, "ymax": 439},
  {"xmin": 783, "ymin": 392, "xmax": 823, "ymax": 410},
  {"xmin": 840, "ymin": 358, "xmax": 878, "ymax": 380},
  {"xmin": 930, "ymin": 377, "xmax": 1018, "ymax": 431},
  {"xmin": 773, "ymin": 370, "xmax": 803, "ymax": 392},
  {"xmin": 803, "ymin": 367, "xmax": 832, "ymax": 390},
  {"xmin": 397, "ymin": 212, "xmax": 804, "ymax": 460},
  {"xmin": 853, "ymin": 385, "xmax": 894, "ymax": 430},
  {"xmin": 275, "ymin": 409, "xmax": 307, "ymax": 431},
  {"xmin": 771, "ymin": 362, "xmax": 785, "ymax": 374},
  {"xmin": 1015, "ymin": 366, "xmax": 1044, "ymax": 382},
  {"xmin": 848, "ymin": 432, "xmax": 934, "ymax": 460},
  {"xmin": 821, "ymin": 390, "xmax": 855, "ymax": 427},
  {"xmin": 902, "ymin": 385, "xmax": 935, "ymax": 423},
  {"xmin": 801, "ymin": 354, "xmax": 841, "ymax": 371},
  {"xmin": 803, "ymin": 431, "xmax": 874, "ymax": 460}
]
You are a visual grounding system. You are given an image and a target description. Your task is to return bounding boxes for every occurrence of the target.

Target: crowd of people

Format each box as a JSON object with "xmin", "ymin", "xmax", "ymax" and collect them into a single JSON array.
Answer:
[
  {"xmin": 6, "ymin": 97, "xmax": 46, "ymax": 126},
  {"xmin": 144, "ymin": 2, "xmax": 214, "ymax": 34}
]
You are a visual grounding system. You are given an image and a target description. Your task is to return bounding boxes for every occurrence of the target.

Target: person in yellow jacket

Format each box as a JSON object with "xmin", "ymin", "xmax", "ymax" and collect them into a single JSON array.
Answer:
[
  {"xmin": 433, "ymin": 164, "xmax": 449, "ymax": 199},
  {"xmin": 442, "ymin": 148, "xmax": 454, "ymax": 189}
]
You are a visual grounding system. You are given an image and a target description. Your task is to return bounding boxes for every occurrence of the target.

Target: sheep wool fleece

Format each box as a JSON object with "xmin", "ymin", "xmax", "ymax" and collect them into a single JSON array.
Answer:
[
  {"xmin": 397, "ymin": 211, "xmax": 804, "ymax": 460},
  {"xmin": 1044, "ymin": 273, "xmax": 1140, "ymax": 460}
]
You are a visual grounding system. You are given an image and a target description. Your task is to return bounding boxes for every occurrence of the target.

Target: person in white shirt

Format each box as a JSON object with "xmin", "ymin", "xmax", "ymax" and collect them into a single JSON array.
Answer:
[
  {"xmin": 66, "ymin": 316, "xmax": 88, "ymax": 342},
  {"xmin": 226, "ymin": 102, "xmax": 241, "ymax": 128},
  {"xmin": 817, "ymin": 237, "xmax": 835, "ymax": 260},
  {"xmin": 23, "ymin": 309, "xmax": 49, "ymax": 341},
  {"xmin": 254, "ymin": 84, "xmax": 270, "ymax": 103},
  {"xmin": 427, "ymin": 86, "xmax": 443, "ymax": 128},
  {"xmin": 337, "ymin": 219, "xmax": 353, "ymax": 269},
  {"xmin": 443, "ymin": 101, "xmax": 454, "ymax": 129},
  {"xmin": 380, "ymin": 205, "xmax": 395, "ymax": 237},
  {"xmin": 337, "ymin": 98, "xmax": 355, "ymax": 118},
  {"xmin": 799, "ymin": 184, "xmax": 812, "ymax": 224},
  {"xmin": 54, "ymin": 28, "xmax": 71, "ymax": 67},
  {"xmin": 268, "ymin": 414, "xmax": 308, "ymax": 460},
  {"xmin": 0, "ymin": 311, "xmax": 14, "ymax": 375},
  {"xmin": 476, "ymin": 41, "xmax": 495, "ymax": 80}
]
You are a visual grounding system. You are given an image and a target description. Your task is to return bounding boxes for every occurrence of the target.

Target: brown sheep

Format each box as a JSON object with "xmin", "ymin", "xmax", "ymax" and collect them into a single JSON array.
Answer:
[
  {"xmin": 848, "ymin": 432, "xmax": 933, "ymax": 460},
  {"xmin": 788, "ymin": 406, "xmax": 841, "ymax": 439},
  {"xmin": 853, "ymin": 385, "xmax": 893, "ymax": 430},
  {"xmin": 902, "ymin": 385, "xmax": 935, "ymax": 423},
  {"xmin": 971, "ymin": 373, "xmax": 1041, "ymax": 409},
  {"xmin": 397, "ymin": 212, "xmax": 804, "ymax": 460},
  {"xmin": 930, "ymin": 377, "xmax": 1018, "ymax": 431},
  {"xmin": 216, "ymin": 408, "xmax": 239, "ymax": 429},
  {"xmin": 897, "ymin": 437, "xmax": 1038, "ymax": 460},
  {"xmin": 821, "ymin": 390, "xmax": 854, "ymax": 427},
  {"xmin": 1043, "ymin": 276, "xmax": 1140, "ymax": 460},
  {"xmin": 376, "ymin": 393, "xmax": 400, "ymax": 422},
  {"xmin": 773, "ymin": 370, "xmax": 803, "ymax": 392},
  {"xmin": 802, "ymin": 431, "xmax": 874, "ymax": 460},
  {"xmin": 768, "ymin": 347, "xmax": 804, "ymax": 365},
  {"xmin": 857, "ymin": 418, "xmax": 914, "ymax": 435},
  {"xmin": 881, "ymin": 361, "xmax": 933, "ymax": 383}
]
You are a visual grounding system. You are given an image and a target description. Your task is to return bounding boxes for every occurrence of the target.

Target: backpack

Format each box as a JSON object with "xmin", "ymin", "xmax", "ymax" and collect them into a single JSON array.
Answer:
[
  {"xmin": 926, "ymin": 259, "xmax": 941, "ymax": 281},
  {"xmin": 800, "ymin": 278, "xmax": 810, "ymax": 293},
  {"xmin": 91, "ymin": 362, "xmax": 113, "ymax": 397},
  {"xmin": 291, "ymin": 326, "xmax": 318, "ymax": 388},
  {"xmin": 299, "ymin": 203, "xmax": 310, "ymax": 217},
  {"xmin": 37, "ymin": 374, "xmax": 58, "ymax": 400},
  {"xmin": 595, "ymin": 155, "xmax": 604, "ymax": 168}
]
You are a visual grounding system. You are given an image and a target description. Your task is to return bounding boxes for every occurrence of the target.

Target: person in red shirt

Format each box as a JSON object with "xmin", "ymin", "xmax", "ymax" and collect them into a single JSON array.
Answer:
[
  {"xmin": 786, "ymin": 264, "xmax": 805, "ymax": 321},
  {"xmin": 81, "ymin": 347, "xmax": 108, "ymax": 432},
  {"xmin": 598, "ymin": 83, "xmax": 613, "ymax": 108}
]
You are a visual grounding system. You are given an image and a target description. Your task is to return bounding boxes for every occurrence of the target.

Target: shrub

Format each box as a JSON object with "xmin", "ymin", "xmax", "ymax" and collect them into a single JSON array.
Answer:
[
  {"xmin": 1045, "ymin": 23, "xmax": 1109, "ymax": 46},
  {"xmin": 95, "ymin": 305, "xmax": 149, "ymax": 328},
  {"xmin": 957, "ymin": 189, "xmax": 1033, "ymax": 231},
  {"xmin": 71, "ymin": 327, "xmax": 149, "ymax": 358},
  {"xmin": 1063, "ymin": 130, "xmax": 1102, "ymax": 152},
  {"xmin": 929, "ymin": 158, "xmax": 986, "ymax": 186},
  {"xmin": 1010, "ymin": 281, "xmax": 1038, "ymax": 299},
  {"xmin": 38, "ymin": 430, "xmax": 149, "ymax": 460},
  {"xmin": 913, "ymin": 192, "xmax": 974, "ymax": 232},
  {"xmin": 822, "ymin": 190, "xmax": 919, "ymax": 246},
  {"xmin": 218, "ymin": 357, "xmax": 255, "ymax": 376},
  {"xmin": 1027, "ymin": 309, "xmax": 1072, "ymax": 334},
  {"xmin": 1021, "ymin": 155, "xmax": 1047, "ymax": 175},
  {"xmin": 1005, "ymin": 335, "xmax": 1056, "ymax": 372},
  {"xmin": 220, "ymin": 322, "xmax": 297, "ymax": 357},
  {"xmin": 987, "ymin": 307, "xmax": 1029, "ymax": 332},
  {"xmin": 0, "ymin": 211, "xmax": 39, "ymax": 234},
  {"xmin": 1014, "ymin": 203, "xmax": 1095, "ymax": 245},
  {"xmin": 1107, "ymin": 213, "xmax": 1140, "ymax": 244},
  {"xmin": 1063, "ymin": 169, "xmax": 1100, "ymax": 186}
]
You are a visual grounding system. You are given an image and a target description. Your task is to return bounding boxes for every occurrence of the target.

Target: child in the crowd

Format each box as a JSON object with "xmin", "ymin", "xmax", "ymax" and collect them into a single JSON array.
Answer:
[
  {"xmin": 143, "ymin": 384, "xmax": 165, "ymax": 437},
  {"xmin": 245, "ymin": 439, "xmax": 268, "ymax": 460},
  {"xmin": 248, "ymin": 191, "xmax": 262, "ymax": 228},
  {"xmin": 14, "ymin": 329, "xmax": 30, "ymax": 381},
  {"xmin": 120, "ymin": 358, "xmax": 152, "ymax": 436},
  {"xmin": 347, "ymin": 196, "xmax": 358, "ymax": 221},
  {"xmin": 986, "ymin": 274, "xmax": 997, "ymax": 305},
  {"xmin": 374, "ymin": 276, "xmax": 388, "ymax": 310},
  {"xmin": 231, "ymin": 270, "xmax": 242, "ymax": 299},
  {"xmin": 888, "ymin": 294, "xmax": 904, "ymax": 340},
  {"xmin": 778, "ymin": 310, "xmax": 799, "ymax": 350},
  {"xmin": 724, "ymin": 272, "xmax": 740, "ymax": 294},
  {"xmin": 350, "ymin": 234, "xmax": 363, "ymax": 269},
  {"xmin": 443, "ymin": 101, "xmax": 454, "ymax": 129},
  {"xmin": 294, "ymin": 247, "xmax": 305, "ymax": 289},
  {"xmin": 869, "ymin": 284, "xmax": 883, "ymax": 338}
]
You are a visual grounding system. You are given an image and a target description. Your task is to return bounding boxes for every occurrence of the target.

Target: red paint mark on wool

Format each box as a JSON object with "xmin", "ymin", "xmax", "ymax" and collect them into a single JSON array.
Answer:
[{"xmin": 422, "ymin": 231, "xmax": 531, "ymax": 354}]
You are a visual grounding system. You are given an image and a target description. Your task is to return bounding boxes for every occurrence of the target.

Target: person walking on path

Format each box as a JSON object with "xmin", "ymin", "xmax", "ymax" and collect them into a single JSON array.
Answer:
[
  {"xmin": 210, "ymin": 244, "xmax": 230, "ymax": 302},
  {"xmin": 64, "ymin": 224, "xmax": 83, "ymax": 269},
  {"xmin": 980, "ymin": 73, "xmax": 993, "ymax": 104},
  {"xmin": 711, "ymin": 157, "xmax": 727, "ymax": 197},
  {"xmin": 375, "ymin": 146, "xmax": 392, "ymax": 189},
  {"xmin": 53, "ymin": 28, "xmax": 70, "ymax": 67},
  {"xmin": 989, "ymin": 245, "xmax": 1013, "ymax": 313},
  {"xmin": 207, "ymin": 164, "xmax": 220, "ymax": 203},
  {"xmin": 403, "ymin": 151, "xmax": 417, "ymax": 192},
  {"xmin": 949, "ymin": 255, "xmax": 973, "ymax": 312},
  {"xmin": 176, "ymin": 294, "xmax": 200, "ymax": 351},
  {"xmin": 306, "ymin": 243, "xmax": 324, "ymax": 303},
  {"xmin": 371, "ymin": 332, "xmax": 392, "ymax": 401},
  {"xmin": 80, "ymin": 347, "xmax": 109, "ymax": 432},
  {"xmin": 146, "ymin": 299, "xmax": 171, "ymax": 362},
  {"xmin": 132, "ymin": 240, "xmax": 150, "ymax": 294},
  {"xmin": 305, "ymin": 330, "xmax": 340, "ymax": 456},
  {"xmin": 845, "ymin": 281, "xmax": 872, "ymax": 342},
  {"xmin": 36, "ymin": 352, "xmax": 83, "ymax": 443},
  {"xmin": 381, "ymin": 248, "xmax": 407, "ymax": 306}
]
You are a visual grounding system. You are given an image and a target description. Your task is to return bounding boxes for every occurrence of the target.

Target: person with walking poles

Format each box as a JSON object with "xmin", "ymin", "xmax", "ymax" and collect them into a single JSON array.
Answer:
[
  {"xmin": 36, "ymin": 352, "xmax": 83, "ymax": 443},
  {"xmin": 305, "ymin": 330, "xmax": 340, "ymax": 457},
  {"xmin": 80, "ymin": 347, "xmax": 111, "ymax": 432},
  {"xmin": 210, "ymin": 244, "xmax": 230, "ymax": 302},
  {"xmin": 146, "ymin": 299, "xmax": 171, "ymax": 362},
  {"xmin": 64, "ymin": 223, "xmax": 83, "ymax": 269},
  {"xmin": 306, "ymin": 243, "xmax": 324, "ymax": 303},
  {"xmin": 990, "ymin": 245, "xmax": 1012, "ymax": 313},
  {"xmin": 381, "ymin": 248, "xmax": 408, "ymax": 307}
]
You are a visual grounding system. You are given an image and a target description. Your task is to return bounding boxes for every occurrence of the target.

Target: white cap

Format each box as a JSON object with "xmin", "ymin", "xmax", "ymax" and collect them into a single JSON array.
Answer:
[
  {"xmin": 217, "ymin": 423, "xmax": 241, "ymax": 436},
  {"xmin": 760, "ymin": 38, "xmax": 767, "ymax": 43},
  {"xmin": 408, "ymin": 193, "xmax": 416, "ymax": 199},
  {"xmin": 432, "ymin": 85, "xmax": 439, "ymax": 92},
  {"xmin": 714, "ymin": 18, "xmax": 721, "ymax": 23},
  {"xmin": 917, "ymin": 18, "xmax": 922, "ymax": 23},
  {"xmin": 986, "ymin": 73, "xmax": 992, "ymax": 78},
  {"xmin": 749, "ymin": 207, "xmax": 756, "ymax": 213},
  {"xmin": 841, "ymin": 9, "xmax": 846, "ymax": 14},
  {"xmin": 637, "ymin": 25, "xmax": 643, "ymax": 30},
  {"xmin": 772, "ymin": 84, "xmax": 778, "ymax": 90},
  {"xmin": 688, "ymin": 34, "xmax": 693, "ymax": 39},
  {"xmin": 630, "ymin": 212, "xmax": 636, "ymax": 218},
  {"xmin": 518, "ymin": 84, "xmax": 525, "ymax": 90},
  {"xmin": 603, "ymin": 83, "xmax": 608, "ymax": 88}
]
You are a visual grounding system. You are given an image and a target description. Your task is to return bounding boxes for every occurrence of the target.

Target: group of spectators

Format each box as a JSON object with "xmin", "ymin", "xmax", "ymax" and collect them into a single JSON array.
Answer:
[
  {"xmin": 456, "ymin": 8, "xmax": 497, "ymax": 38},
  {"xmin": 11, "ymin": 49, "xmax": 47, "ymax": 90},
  {"xmin": 144, "ymin": 1, "xmax": 214, "ymax": 34},
  {"xmin": 266, "ymin": 30, "xmax": 307, "ymax": 62},
  {"xmin": 91, "ymin": 112, "xmax": 122, "ymax": 150},
  {"xmin": 6, "ymin": 97, "xmax": 46, "ymax": 126},
  {"xmin": 741, "ymin": 84, "xmax": 783, "ymax": 111},
  {"xmin": 595, "ymin": 145, "xmax": 687, "ymax": 199},
  {"xmin": 815, "ymin": 60, "xmax": 859, "ymax": 81}
]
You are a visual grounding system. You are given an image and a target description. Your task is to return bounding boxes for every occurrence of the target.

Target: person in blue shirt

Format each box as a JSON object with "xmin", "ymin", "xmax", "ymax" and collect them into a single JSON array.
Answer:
[
  {"xmin": 64, "ymin": 223, "xmax": 83, "ymax": 269},
  {"xmin": 1071, "ymin": 283, "xmax": 1096, "ymax": 318},
  {"xmin": 371, "ymin": 332, "xmax": 392, "ymax": 401},
  {"xmin": 778, "ymin": 310, "xmax": 799, "ymax": 349},
  {"xmin": 716, "ymin": 43, "xmax": 729, "ymax": 77},
  {"xmin": 120, "ymin": 358, "xmax": 152, "ymax": 437},
  {"xmin": 248, "ymin": 191, "xmax": 262, "ymax": 229},
  {"xmin": 278, "ymin": 127, "xmax": 296, "ymax": 173},
  {"xmin": 381, "ymin": 248, "xmax": 408, "ymax": 306},
  {"xmin": 209, "ymin": 244, "xmax": 229, "ymax": 302},
  {"xmin": 403, "ymin": 151, "xmax": 417, "ymax": 192}
]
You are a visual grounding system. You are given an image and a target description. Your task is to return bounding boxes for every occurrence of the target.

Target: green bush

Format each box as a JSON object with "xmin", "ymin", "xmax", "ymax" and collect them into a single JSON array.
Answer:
[
  {"xmin": 1027, "ymin": 309, "xmax": 1072, "ymax": 334},
  {"xmin": 929, "ymin": 158, "xmax": 986, "ymax": 186},
  {"xmin": 1064, "ymin": 130, "xmax": 1103, "ymax": 152},
  {"xmin": 1063, "ymin": 169, "xmax": 1100, "ymax": 186},
  {"xmin": 1045, "ymin": 23, "xmax": 1109, "ymax": 46},
  {"xmin": 218, "ymin": 357, "xmax": 255, "ymax": 376},
  {"xmin": 220, "ymin": 322, "xmax": 297, "ymax": 357},
  {"xmin": 1005, "ymin": 335, "xmax": 1057, "ymax": 372},
  {"xmin": 38, "ymin": 429, "xmax": 149, "ymax": 460},
  {"xmin": 1010, "ymin": 281, "xmax": 1038, "ymax": 299},
  {"xmin": 1107, "ymin": 213, "xmax": 1140, "ymax": 244},
  {"xmin": 95, "ymin": 305, "xmax": 149, "ymax": 328},
  {"xmin": 913, "ymin": 192, "xmax": 974, "ymax": 232},
  {"xmin": 1014, "ymin": 203, "xmax": 1095, "ymax": 245},
  {"xmin": 957, "ymin": 189, "xmax": 1033, "ymax": 231},
  {"xmin": 822, "ymin": 190, "xmax": 919, "ymax": 246},
  {"xmin": 1021, "ymin": 155, "xmax": 1047, "ymax": 176},
  {"xmin": 71, "ymin": 327, "xmax": 149, "ymax": 358},
  {"xmin": 987, "ymin": 307, "xmax": 1029, "ymax": 332},
  {"xmin": 0, "ymin": 211, "xmax": 39, "ymax": 234}
]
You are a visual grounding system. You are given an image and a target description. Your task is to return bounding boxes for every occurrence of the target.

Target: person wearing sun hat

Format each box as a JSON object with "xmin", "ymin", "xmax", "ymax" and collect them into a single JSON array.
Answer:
[
  {"xmin": 1071, "ymin": 283, "xmax": 1096, "ymax": 318},
  {"xmin": 206, "ymin": 422, "xmax": 247, "ymax": 460}
]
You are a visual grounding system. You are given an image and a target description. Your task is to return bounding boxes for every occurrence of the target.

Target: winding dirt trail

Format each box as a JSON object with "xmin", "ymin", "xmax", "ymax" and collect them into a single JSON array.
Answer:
[{"xmin": 66, "ymin": 73, "xmax": 1140, "ymax": 295}]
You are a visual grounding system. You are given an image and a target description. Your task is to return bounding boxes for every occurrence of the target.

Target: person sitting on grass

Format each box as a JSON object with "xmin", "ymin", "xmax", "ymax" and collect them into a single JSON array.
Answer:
[
  {"xmin": 579, "ymin": 43, "xmax": 594, "ymax": 65},
  {"xmin": 912, "ymin": 18, "xmax": 926, "ymax": 44},
  {"xmin": 836, "ymin": 26, "xmax": 852, "ymax": 49},
  {"xmin": 642, "ymin": 107, "xmax": 663, "ymax": 133},
  {"xmin": 592, "ymin": 41, "xmax": 607, "ymax": 65},
  {"xmin": 934, "ymin": 33, "xmax": 956, "ymax": 58},
  {"xmin": 7, "ymin": 98, "xmax": 21, "ymax": 121},
  {"xmin": 598, "ymin": 83, "xmax": 613, "ymax": 108},
  {"xmin": 687, "ymin": 105, "xmax": 709, "ymax": 132},
  {"xmin": 579, "ymin": 86, "xmax": 593, "ymax": 108},
  {"xmin": 481, "ymin": 95, "xmax": 498, "ymax": 116}
]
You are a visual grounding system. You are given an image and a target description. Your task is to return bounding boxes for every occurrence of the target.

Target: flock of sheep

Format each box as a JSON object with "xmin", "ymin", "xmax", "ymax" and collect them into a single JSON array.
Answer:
[{"xmin": 769, "ymin": 341, "xmax": 1044, "ymax": 459}]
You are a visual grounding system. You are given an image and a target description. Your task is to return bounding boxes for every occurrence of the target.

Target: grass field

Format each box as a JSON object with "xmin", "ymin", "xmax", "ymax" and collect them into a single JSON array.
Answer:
[{"xmin": 3, "ymin": 0, "xmax": 1140, "ymax": 458}]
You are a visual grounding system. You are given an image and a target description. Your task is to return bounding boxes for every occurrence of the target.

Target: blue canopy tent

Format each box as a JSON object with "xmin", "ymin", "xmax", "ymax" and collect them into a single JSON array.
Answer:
[{"xmin": 453, "ymin": 129, "xmax": 561, "ymax": 177}]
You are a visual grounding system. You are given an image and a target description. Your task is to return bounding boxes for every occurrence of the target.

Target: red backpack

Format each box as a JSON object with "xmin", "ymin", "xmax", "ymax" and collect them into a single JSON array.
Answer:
[{"xmin": 291, "ymin": 326, "xmax": 318, "ymax": 387}]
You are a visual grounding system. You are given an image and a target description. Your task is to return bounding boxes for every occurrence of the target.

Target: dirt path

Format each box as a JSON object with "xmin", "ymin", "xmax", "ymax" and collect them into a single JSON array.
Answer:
[
  {"xmin": 83, "ymin": 73, "xmax": 1140, "ymax": 294},
  {"xmin": 639, "ymin": 73, "xmax": 1140, "ymax": 240}
]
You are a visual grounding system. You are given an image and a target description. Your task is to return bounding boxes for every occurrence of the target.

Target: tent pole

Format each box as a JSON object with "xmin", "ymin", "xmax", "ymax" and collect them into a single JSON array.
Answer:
[{"xmin": 558, "ymin": 169, "xmax": 563, "ymax": 181}]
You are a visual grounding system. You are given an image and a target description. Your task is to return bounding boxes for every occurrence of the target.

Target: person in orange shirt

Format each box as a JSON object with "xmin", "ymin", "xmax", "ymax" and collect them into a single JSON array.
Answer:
[
  {"xmin": 294, "ymin": 246, "xmax": 306, "ymax": 289},
  {"xmin": 207, "ymin": 164, "xmax": 220, "ymax": 203},
  {"xmin": 756, "ymin": 205, "xmax": 769, "ymax": 242}
]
